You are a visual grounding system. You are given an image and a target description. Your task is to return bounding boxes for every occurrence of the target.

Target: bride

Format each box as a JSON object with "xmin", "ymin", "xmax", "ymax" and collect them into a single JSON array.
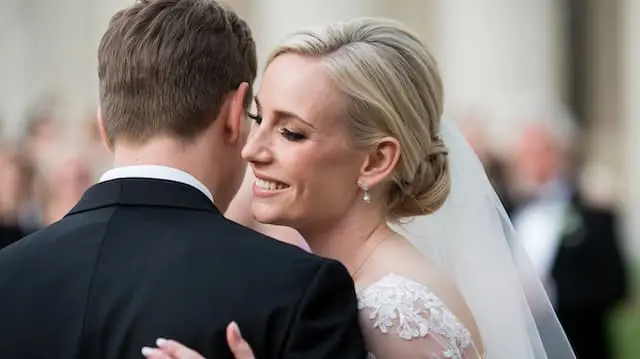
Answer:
[{"xmin": 143, "ymin": 17, "xmax": 575, "ymax": 359}]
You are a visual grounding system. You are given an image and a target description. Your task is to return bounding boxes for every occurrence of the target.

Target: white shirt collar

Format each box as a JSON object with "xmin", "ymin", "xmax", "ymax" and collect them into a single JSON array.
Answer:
[{"xmin": 99, "ymin": 165, "xmax": 214, "ymax": 203}]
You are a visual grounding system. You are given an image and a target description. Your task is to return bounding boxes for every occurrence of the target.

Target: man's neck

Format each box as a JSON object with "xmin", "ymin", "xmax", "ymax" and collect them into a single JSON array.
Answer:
[{"xmin": 111, "ymin": 137, "xmax": 218, "ymax": 201}]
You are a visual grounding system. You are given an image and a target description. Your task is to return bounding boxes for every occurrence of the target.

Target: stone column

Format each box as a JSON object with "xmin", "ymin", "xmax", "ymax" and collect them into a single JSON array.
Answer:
[
  {"xmin": 431, "ymin": 0, "xmax": 566, "ymax": 143},
  {"xmin": 247, "ymin": 0, "xmax": 385, "ymax": 75},
  {"xmin": 30, "ymin": 0, "xmax": 137, "ymax": 124},
  {"xmin": 620, "ymin": 0, "xmax": 640, "ymax": 255},
  {"xmin": 0, "ymin": 0, "xmax": 29, "ymax": 138},
  {"xmin": 18, "ymin": 0, "xmax": 95, "ymax": 123},
  {"xmin": 0, "ymin": 0, "xmax": 128, "ymax": 134}
]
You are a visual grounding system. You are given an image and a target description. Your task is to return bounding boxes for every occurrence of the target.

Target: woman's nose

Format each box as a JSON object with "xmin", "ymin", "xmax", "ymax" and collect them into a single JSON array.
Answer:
[{"xmin": 241, "ymin": 127, "xmax": 270, "ymax": 164}]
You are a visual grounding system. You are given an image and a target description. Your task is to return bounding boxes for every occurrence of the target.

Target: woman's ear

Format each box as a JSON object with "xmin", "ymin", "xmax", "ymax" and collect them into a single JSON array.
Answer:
[{"xmin": 358, "ymin": 136, "xmax": 401, "ymax": 189}]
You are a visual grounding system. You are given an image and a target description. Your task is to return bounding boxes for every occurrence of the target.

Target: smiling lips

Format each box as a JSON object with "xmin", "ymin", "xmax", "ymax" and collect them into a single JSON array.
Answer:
[{"xmin": 253, "ymin": 177, "xmax": 290, "ymax": 197}]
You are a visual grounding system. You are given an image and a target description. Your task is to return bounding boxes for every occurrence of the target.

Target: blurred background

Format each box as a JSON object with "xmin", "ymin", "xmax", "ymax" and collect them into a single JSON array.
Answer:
[{"xmin": 0, "ymin": 0, "xmax": 638, "ymax": 357}]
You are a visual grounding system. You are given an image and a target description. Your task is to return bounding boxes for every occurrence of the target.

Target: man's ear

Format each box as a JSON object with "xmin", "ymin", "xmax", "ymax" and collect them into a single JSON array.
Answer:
[
  {"xmin": 223, "ymin": 82, "xmax": 250, "ymax": 145},
  {"xmin": 96, "ymin": 107, "xmax": 113, "ymax": 153},
  {"xmin": 358, "ymin": 137, "xmax": 401, "ymax": 190}
]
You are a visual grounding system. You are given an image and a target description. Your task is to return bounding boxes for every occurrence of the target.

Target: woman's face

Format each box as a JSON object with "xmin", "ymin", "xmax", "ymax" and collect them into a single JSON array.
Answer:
[{"xmin": 241, "ymin": 54, "xmax": 367, "ymax": 231}]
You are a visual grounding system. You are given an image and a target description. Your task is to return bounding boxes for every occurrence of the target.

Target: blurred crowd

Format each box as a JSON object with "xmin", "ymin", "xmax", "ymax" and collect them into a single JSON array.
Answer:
[
  {"xmin": 0, "ymin": 99, "xmax": 109, "ymax": 248},
  {"xmin": 0, "ymin": 97, "xmax": 631, "ymax": 359}
]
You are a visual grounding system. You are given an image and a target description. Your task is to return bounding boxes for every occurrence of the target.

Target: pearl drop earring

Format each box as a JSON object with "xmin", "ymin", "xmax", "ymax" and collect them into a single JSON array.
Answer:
[{"xmin": 358, "ymin": 181, "xmax": 371, "ymax": 204}]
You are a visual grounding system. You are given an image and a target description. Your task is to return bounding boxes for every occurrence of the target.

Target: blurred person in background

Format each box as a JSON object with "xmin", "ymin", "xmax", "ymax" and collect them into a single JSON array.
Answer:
[
  {"xmin": 0, "ymin": 146, "xmax": 31, "ymax": 249},
  {"xmin": 21, "ymin": 101, "xmax": 61, "ymax": 167},
  {"xmin": 510, "ymin": 105, "xmax": 628, "ymax": 359},
  {"xmin": 37, "ymin": 152, "xmax": 93, "ymax": 225},
  {"xmin": 7, "ymin": 100, "xmax": 65, "ymax": 232}
]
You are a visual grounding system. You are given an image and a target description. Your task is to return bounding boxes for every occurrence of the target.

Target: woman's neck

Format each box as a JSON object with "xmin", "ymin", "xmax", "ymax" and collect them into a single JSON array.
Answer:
[{"xmin": 301, "ymin": 209, "xmax": 393, "ymax": 277}]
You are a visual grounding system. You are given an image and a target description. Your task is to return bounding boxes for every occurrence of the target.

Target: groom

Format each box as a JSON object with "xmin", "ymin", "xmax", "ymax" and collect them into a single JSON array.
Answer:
[{"xmin": 0, "ymin": 1, "xmax": 366, "ymax": 358}]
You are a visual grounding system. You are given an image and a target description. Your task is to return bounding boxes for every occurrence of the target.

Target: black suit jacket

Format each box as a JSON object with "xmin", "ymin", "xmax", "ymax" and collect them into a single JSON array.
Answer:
[
  {"xmin": 551, "ymin": 195, "xmax": 628, "ymax": 314},
  {"xmin": 546, "ymin": 194, "xmax": 628, "ymax": 359},
  {"xmin": 0, "ymin": 178, "xmax": 366, "ymax": 359},
  {"xmin": 0, "ymin": 223, "xmax": 24, "ymax": 250}
]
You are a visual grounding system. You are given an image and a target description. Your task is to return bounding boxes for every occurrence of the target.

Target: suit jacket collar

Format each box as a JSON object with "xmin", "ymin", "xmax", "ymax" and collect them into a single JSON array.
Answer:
[
  {"xmin": 99, "ymin": 165, "xmax": 214, "ymax": 202},
  {"xmin": 67, "ymin": 178, "xmax": 219, "ymax": 216}
]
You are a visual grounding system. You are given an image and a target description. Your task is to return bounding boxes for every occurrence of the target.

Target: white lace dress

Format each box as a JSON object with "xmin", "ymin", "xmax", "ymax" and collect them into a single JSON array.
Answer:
[{"xmin": 357, "ymin": 274, "xmax": 484, "ymax": 359}]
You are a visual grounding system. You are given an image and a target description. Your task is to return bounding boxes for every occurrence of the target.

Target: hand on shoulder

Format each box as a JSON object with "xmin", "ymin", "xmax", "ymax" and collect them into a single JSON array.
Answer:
[{"xmin": 141, "ymin": 322, "xmax": 254, "ymax": 359}]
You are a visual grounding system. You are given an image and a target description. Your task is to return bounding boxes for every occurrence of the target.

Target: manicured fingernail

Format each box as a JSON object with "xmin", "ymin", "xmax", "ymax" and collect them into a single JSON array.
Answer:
[
  {"xmin": 156, "ymin": 338, "xmax": 168, "ymax": 346},
  {"xmin": 141, "ymin": 346, "xmax": 154, "ymax": 356},
  {"xmin": 230, "ymin": 321, "xmax": 241, "ymax": 337}
]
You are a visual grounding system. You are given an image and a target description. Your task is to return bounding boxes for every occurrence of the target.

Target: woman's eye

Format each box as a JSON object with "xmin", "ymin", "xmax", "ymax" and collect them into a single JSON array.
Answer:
[
  {"xmin": 247, "ymin": 112, "xmax": 262, "ymax": 125},
  {"xmin": 280, "ymin": 128, "xmax": 306, "ymax": 141}
]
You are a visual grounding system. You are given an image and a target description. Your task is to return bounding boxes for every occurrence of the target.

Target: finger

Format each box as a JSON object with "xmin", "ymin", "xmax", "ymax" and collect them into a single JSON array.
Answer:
[
  {"xmin": 226, "ymin": 322, "xmax": 255, "ymax": 359},
  {"xmin": 141, "ymin": 346, "xmax": 172, "ymax": 359},
  {"xmin": 156, "ymin": 338, "xmax": 206, "ymax": 359}
]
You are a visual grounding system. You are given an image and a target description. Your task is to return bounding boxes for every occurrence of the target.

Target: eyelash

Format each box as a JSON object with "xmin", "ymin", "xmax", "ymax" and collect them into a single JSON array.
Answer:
[
  {"xmin": 248, "ymin": 112, "xmax": 262, "ymax": 125},
  {"xmin": 247, "ymin": 112, "xmax": 307, "ymax": 142},
  {"xmin": 280, "ymin": 128, "xmax": 306, "ymax": 141}
]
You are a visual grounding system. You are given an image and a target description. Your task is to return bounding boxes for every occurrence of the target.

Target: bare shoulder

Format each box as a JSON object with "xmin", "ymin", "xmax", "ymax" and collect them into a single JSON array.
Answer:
[
  {"xmin": 357, "ymin": 236, "xmax": 483, "ymax": 349},
  {"xmin": 357, "ymin": 236, "xmax": 459, "ymax": 299}
]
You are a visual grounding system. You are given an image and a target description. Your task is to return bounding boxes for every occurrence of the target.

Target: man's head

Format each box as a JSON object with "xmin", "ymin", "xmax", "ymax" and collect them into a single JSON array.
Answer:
[
  {"xmin": 511, "ymin": 104, "xmax": 580, "ymax": 195},
  {"xmin": 97, "ymin": 0, "xmax": 257, "ymax": 209}
]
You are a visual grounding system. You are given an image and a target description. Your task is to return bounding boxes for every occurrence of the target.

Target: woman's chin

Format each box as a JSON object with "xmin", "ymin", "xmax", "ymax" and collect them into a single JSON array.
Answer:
[{"xmin": 251, "ymin": 203, "xmax": 287, "ymax": 226}]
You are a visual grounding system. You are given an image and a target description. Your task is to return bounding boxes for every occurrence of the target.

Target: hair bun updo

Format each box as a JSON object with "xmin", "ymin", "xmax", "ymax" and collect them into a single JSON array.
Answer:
[{"xmin": 388, "ymin": 136, "xmax": 451, "ymax": 219}]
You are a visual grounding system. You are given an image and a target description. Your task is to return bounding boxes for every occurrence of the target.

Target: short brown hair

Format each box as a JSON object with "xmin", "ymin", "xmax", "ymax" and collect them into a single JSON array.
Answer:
[{"xmin": 98, "ymin": 0, "xmax": 257, "ymax": 145}]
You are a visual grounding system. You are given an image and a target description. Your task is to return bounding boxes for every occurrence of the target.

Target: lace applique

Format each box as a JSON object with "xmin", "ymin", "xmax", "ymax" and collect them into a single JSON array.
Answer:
[{"xmin": 358, "ymin": 273, "xmax": 473, "ymax": 359}]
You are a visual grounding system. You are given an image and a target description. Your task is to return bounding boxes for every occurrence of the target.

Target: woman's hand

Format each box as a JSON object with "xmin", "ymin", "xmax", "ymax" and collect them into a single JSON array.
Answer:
[
  {"xmin": 141, "ymin": 322, "xmax": 255, "ymax": 359},
  {"xmin": 141, "ymin": 338, "xmax": 205, "ymax": 359}
]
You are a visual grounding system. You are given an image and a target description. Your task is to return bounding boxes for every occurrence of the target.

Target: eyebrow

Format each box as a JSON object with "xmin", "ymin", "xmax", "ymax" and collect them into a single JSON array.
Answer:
[{"xmin": 255, "ymin": 96, "xmax": 317, "ymax": 129}]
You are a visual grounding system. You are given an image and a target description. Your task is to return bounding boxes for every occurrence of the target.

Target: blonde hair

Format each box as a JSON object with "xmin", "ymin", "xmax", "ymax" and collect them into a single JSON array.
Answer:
[{"xmin": 267, "ymin": 17, "xmax": 450, "ymax": 219}]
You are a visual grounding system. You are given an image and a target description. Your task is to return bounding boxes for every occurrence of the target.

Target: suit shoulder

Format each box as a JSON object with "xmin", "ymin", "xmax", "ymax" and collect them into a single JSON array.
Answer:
[
  {"xmin": 215, "ymin": 216, "xmax": 346, "ymax": 272},
  {"xmin": 0, "ymin": 208, "xmax": 114, "ymax": 263},
  {"xmin": 0, "ymin": 226, "xmax": 53, "ymax": 259},
  {"xmin": 0, "ymin": 227, "xmax": 62, "ymax": 274},
  {"xmin": 214, "ymin": 216, "xmax": 305, "ymax": 251}
]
